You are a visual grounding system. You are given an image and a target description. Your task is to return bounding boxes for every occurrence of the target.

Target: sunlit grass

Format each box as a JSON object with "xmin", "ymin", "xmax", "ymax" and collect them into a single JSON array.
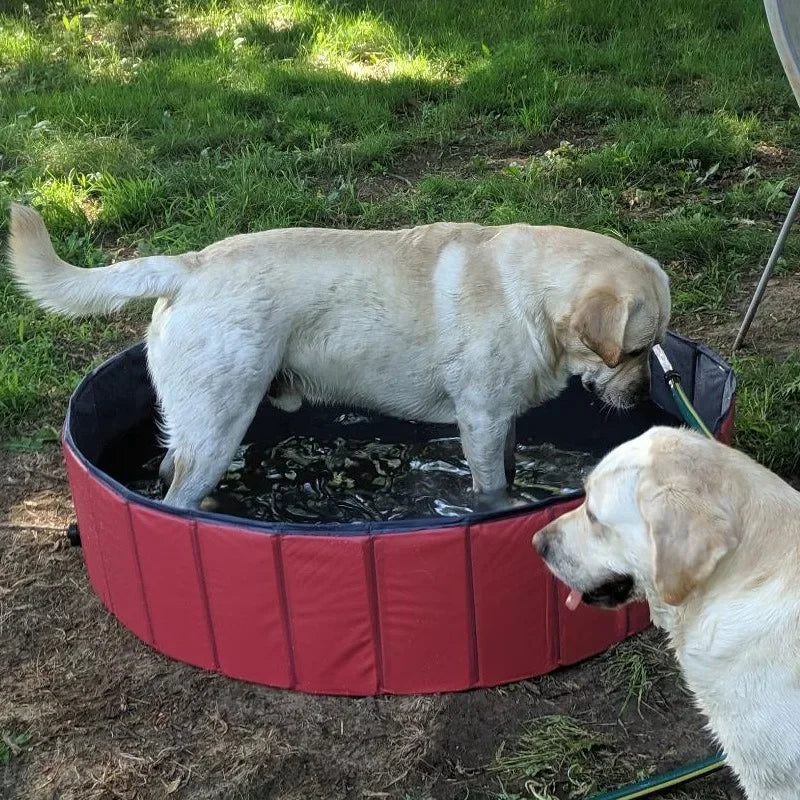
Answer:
[{"xmin": 1, "ymin": 0, "xmax": 799, "ymax": 471}]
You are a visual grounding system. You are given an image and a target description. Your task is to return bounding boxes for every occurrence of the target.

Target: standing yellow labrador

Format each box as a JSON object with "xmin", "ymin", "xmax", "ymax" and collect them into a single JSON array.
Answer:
[
  {"xmin": 8, "ymin": 204, "xmax": 669, "ymax": 510},
  {"xmin": 533, "ymin": 426, "xmax": 800, "ymax": 800}
]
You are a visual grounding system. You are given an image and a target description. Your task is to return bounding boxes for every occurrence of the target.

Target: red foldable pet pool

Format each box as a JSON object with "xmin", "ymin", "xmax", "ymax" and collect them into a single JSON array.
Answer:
[{"xmin": 62, "ymin": 331, "xmax": 735, "ymax": 695}]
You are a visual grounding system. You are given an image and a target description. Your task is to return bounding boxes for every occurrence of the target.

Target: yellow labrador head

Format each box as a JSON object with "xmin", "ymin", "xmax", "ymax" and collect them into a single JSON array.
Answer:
[
  {"xmin": 558, "ymin": 251, "xmax": 670, "ymax": 410},
  {"xmin": 532, "ymin": 427, "xmax": 741, "ymax": 610}
]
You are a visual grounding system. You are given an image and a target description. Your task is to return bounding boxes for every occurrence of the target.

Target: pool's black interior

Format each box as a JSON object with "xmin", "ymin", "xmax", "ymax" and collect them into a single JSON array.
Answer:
[
  {"xmin": 127, "ymin": 436, "xmax": 600, "ymax": 522},
  {"xmin": 66, "ymin": 331, "xmax": 735, "ymax": 528}
]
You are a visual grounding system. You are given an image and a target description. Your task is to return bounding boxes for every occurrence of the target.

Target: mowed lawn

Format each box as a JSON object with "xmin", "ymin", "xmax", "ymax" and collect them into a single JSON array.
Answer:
[{"xmin": 0, "ymin": 2, "xmax": 799, "ymax": 798}]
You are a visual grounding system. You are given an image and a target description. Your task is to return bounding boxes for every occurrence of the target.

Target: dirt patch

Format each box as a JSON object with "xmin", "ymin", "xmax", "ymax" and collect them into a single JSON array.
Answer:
[
  {"xmin": 358, "ymin": 128, "xmax": 605, "ymax": 201},
  {"xmin": 1, "ymin": 446, "xmax": 742, "ymax": 800},
  {"xmin": 753, "ymin": 142, "xmax": 798, "ymax": 173},
  {"xmin": 359, "ymin": 132, "xmax": 799, "ymax": 209},
  {"xmin": 678, "ymin": 273, "xmax": 800, "ymax": 359}
]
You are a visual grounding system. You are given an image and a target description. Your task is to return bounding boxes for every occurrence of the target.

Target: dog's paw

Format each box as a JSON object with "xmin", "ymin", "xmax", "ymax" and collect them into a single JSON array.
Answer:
[
  {"xmin": 474, "ymin": 490, "xmax": 527, "ymax": 513},
  {"xmin": 199, "ymin": 493, "xmax": 246, "ymax": 516}
]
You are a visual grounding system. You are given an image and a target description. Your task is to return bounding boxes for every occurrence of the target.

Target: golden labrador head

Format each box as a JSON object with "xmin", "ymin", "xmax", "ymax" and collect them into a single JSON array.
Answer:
[
  {"xmin": 557, "ymin": 251, "xmax": 670, "ymax": 410},
  {"xmin": 532, "ymin": 427, "xmax": 741, "ymax": 610}
]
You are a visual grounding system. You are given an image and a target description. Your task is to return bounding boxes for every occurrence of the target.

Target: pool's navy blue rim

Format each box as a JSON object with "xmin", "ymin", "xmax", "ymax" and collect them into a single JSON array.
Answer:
[{"xmin": 62, "ymin": 332, "xmax": 736, "ymax": 538}]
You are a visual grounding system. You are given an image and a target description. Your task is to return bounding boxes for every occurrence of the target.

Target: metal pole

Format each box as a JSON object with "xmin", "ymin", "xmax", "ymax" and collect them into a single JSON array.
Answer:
[{"xmin": 733, "ymin": 185, "xmax": 800, "ymax": 351}]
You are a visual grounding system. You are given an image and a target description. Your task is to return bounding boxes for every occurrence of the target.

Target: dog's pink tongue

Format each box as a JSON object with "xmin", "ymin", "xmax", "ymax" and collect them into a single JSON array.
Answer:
[{"xmin": 565, "ymin": 589, "xmax": 582, "ymax": 611}]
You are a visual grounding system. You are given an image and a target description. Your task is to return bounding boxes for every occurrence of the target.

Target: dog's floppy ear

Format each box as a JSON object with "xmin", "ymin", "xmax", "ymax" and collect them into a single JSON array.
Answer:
[
  {"xmin": 637, "ymin": 470, "xmax": 740, "ymax": 606},
  {"xmin": 571, "ymin": 289, "xmax": 632, "ymax": 368}
]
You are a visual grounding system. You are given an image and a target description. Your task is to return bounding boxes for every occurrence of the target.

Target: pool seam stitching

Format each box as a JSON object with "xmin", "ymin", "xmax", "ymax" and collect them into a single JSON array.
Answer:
[
  {"xmin": 125, "ymin": 499, "xmax": 156, "ymax": 647},
  {"xmin": 366, "ymin": 535, "xmax": 385, "ymax": 694},
  {"xmin": 191, "ymin": 520, "xmax": 220, "ymax": 671},
  {"xmin": 273, "ymin": 536, "xmax": 298, "ymax": 690},
  {"xmin": 464, "ymin": 523, "xmax": 480, "ymax": 687}
]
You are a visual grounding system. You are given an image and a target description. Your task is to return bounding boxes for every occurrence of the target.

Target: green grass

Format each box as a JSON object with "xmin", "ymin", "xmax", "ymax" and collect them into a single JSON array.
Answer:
[
  {"xmin": 1, "ymin": 0, "xmax": 799, "ymax": 474},
  {"xmin": 732, "ymin": 354, "xmax": 800, "ymax": 473},
  {"xmin": 491, "ymin": 712, "xmax": 735, "ymax": 799},
  {"xmin": 0, "ymin": 731, "xmax": 32, "ymax": 765}
]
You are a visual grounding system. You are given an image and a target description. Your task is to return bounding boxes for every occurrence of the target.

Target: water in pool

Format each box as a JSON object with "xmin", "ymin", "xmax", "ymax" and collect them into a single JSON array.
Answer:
[{"xmin": 128, "ymin": 432, "xmax": 595, "ymax": 523}]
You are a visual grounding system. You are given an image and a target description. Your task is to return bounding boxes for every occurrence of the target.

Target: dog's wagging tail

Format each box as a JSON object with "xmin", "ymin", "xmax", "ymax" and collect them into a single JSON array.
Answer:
[{"xmin": 6, "ymin": 203, "xmax": 190, "ymax": 317}]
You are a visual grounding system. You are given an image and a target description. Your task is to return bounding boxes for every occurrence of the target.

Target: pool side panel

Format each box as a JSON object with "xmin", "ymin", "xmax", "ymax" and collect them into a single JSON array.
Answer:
[
  {"xmin": 556, "ymin": 583, "xmax": 630, "ymax": 666},
  {"xmin": 63, "ymin": 442, "xmax": 113, "ymax": 611},
  {"xmin": 718, "ymin": 399, "xmax": 735, "ymax": 444},
  {"xmin": 89, "ymin": 475, "xmax": 153, "ymax": 645},
  {"xmin": 196, "ymin": 522, "xmax": 293, "ymax": 688},
  {"xmin": 544, "ymin": 498, "xmax": 630, "ymax": 666},
  {"xmin": 374, "ymin": 528, "xmax": 473, "ymax": 693},
  {"xmin": 626, "ymin": 602, "xmax": 651, "ymax": 635},
  {"xmin": 128, "ymin": 503, "xmax": 217, "ymax": 670},
  {"xmin": 471, "ymin": 507, "xmax": 557, "ymax": 685},
  {"xmin": 282, "ymin": 534, "xmax": 378, "ymax": 695}
]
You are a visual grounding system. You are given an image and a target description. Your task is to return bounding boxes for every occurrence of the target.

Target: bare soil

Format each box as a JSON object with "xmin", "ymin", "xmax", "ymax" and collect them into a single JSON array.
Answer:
[
  {"xmin": 356, "ymin": 127, "xmax": 605, "ymax": 201},
  {"xmin": 679, "ymin": 272, "xmax": 800, "ymax": 361}
]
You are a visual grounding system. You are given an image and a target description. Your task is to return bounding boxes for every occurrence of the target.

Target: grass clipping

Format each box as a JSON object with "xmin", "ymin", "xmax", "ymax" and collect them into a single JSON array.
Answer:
[
  {"xmin": 602, "ymin": 636, "xmax": 679, "ymax": 716},
  {"xmin": 492, "ymin": 715, "xmax": 610, "ymax": 800}
]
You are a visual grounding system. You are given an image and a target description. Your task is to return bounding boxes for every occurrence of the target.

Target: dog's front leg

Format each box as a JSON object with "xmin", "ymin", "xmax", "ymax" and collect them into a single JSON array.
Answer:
[{"xmin": 457, "ymin": 410, "xmax": 520, "ymax": 511}]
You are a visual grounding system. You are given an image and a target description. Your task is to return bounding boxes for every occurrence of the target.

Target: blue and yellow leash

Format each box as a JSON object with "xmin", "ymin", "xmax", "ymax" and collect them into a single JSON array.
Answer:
[{"xmin": 586, "ymin": 345, "xmax": 725, "ymax": 800}]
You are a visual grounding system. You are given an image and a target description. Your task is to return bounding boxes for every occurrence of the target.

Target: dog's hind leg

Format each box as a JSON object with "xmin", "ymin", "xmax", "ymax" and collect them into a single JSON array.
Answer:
[
  {"xmin": 504, "ymin": 417, "xmax": 517, "ymax": 488},
  {"xmin": 148, "ymin": 308, "xmax": 286, "ymax": 511},
  {"xmin": 159, "ymin": 363, "xmax": 277, "ymax": 509}
]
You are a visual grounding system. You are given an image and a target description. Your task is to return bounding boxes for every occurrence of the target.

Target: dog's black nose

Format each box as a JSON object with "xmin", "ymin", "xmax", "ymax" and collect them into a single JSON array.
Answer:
[{"xmin": 634, "ymin": 384, "xmax": 650, "ymax": 403}]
